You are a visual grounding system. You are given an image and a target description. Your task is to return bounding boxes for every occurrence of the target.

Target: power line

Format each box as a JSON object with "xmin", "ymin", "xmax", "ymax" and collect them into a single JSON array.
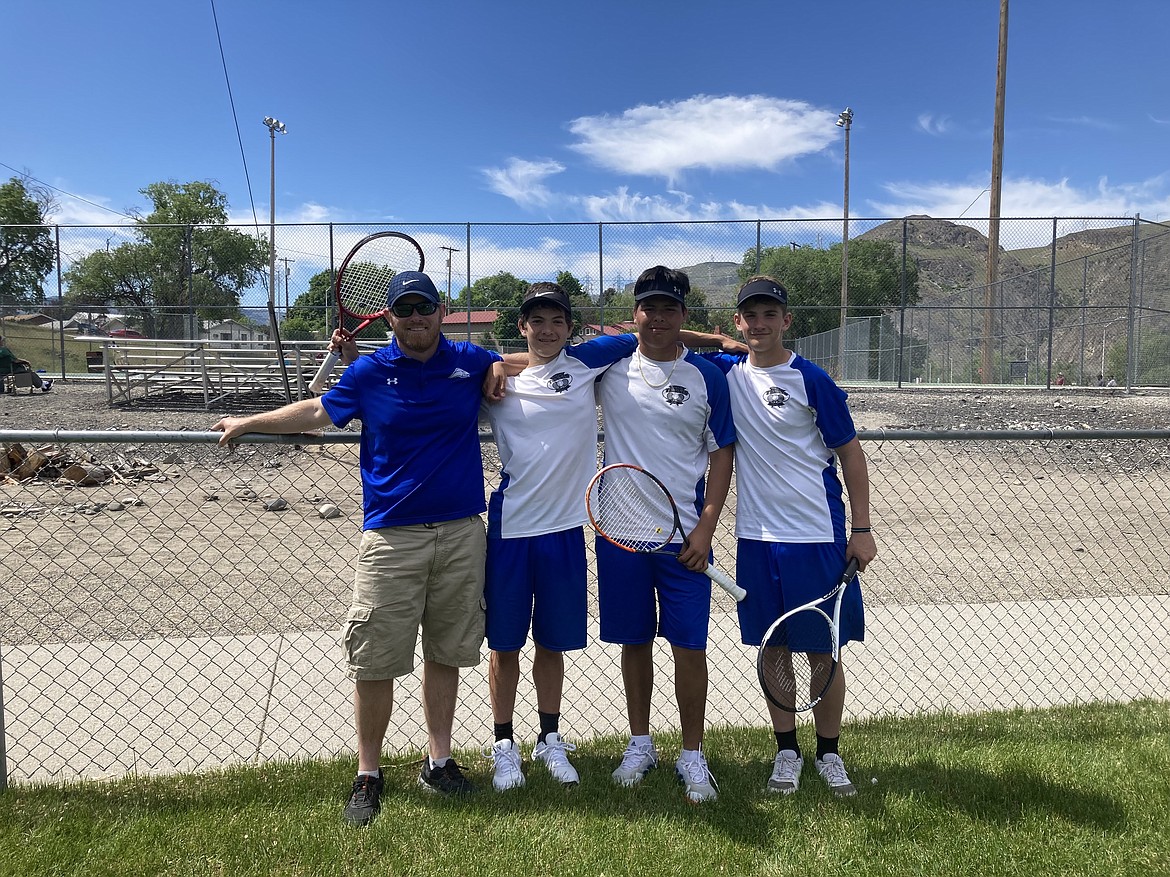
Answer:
[
  {"xmin": 208, "ymin": 0, "xmax": 262, "ymax": 241},
  {"xmin": 0, "ymin": 161, "xmax": 135, "ymax": 220}
]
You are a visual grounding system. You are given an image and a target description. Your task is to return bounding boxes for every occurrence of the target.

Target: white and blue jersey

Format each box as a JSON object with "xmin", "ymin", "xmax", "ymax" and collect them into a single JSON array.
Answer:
[
  {"xmin": 597, "ymin": 346, "xmax": 736, "ymax": 536},
  {"xmin": 704, "ymin": 352, "xmax": 856, "ymax": 543},
  {"xmin": 484, "ymin": 334, "xmax": 637, "ymax": 539},
  {"xmin": 322, "ymin": 336, "xmax": 501, "ymax": 530}
]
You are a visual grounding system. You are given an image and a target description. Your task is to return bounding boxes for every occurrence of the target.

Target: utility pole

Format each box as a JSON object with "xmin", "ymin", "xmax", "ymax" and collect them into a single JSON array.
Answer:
[
  {"xmin": 985, "ymin": 0, "xmax": 1009, "ymax": 384},
  {"xmin": 279, "ymin": 257, "xmax": 295, "ymax": 314},
  {"xmin": 439, "ymin": 246, "xmax": 460, "ymax": 307}
]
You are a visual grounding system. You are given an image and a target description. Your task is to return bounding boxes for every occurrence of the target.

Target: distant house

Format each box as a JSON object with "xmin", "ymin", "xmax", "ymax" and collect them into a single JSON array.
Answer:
[
  {"xmin": 201, "ymin": 319, "xmax": 270, "ymax": 344},
  {"xmin": 580, "ymin": 321, "xmax": 636, "ymax": 338},
  {"xmin": 6, "ymin": 312, "xmax": 53, "ymax": 327},
  {"xmin": 440, "ymin": 309, "xmax": 498, "ymax": 344}
]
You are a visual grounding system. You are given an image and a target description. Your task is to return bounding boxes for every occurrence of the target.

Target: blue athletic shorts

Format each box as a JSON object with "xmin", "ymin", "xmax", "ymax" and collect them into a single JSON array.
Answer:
[
  {"xmin": 735, "ymin": 540, "xmax": 865, "ymax": 649},
  {"xmin": 596, "ymin": 537, "xmax": 711, "ymax": 650},
  {"xmin": 485, "ymin": 527, "xmax": 588, "ymax": 652}
]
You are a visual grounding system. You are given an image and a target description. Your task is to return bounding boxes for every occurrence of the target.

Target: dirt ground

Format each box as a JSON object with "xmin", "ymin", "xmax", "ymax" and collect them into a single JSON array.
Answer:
[
  {"xmin": 2, "ymin": 378, "xmax": 1168, "ymax": 645},
  {"xmin": 4, "ymin": 378, "xmax": 1168, "ymax": 433}
]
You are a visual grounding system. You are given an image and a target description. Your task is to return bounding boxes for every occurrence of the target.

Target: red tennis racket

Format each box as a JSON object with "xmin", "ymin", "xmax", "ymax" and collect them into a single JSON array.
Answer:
[{"xmin": 307, "ymin": 231, "xmax": 425, "ymax": 393}]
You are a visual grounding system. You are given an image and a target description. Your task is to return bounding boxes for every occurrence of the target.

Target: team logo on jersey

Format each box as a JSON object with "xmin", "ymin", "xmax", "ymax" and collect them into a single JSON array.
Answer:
[
  {"xmin": 662, "ymin": 384, "xmax": 690, "ymax": 406},
  {"xmin": 546, "ymin": 372, "xmax": 573, "ymax": 393},
  {"xmin": 447, "ymin": 368, "xmax": 471, "ymax": 380},
  {"xmin": 763, "ymin": 386, "xmax": 790, "ymax": 408}
]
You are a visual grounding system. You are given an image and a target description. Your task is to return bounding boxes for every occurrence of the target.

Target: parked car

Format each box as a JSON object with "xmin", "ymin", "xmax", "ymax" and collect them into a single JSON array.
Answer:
[{"xmin": 108, "ymin": 328, "xmax": 145, "ymax": 338}]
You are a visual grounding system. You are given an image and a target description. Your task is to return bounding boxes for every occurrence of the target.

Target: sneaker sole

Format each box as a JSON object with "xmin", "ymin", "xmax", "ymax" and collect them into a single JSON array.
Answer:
[{"xmin": 612, "ymin": 764, "xmax": 655, "ymax": 786}]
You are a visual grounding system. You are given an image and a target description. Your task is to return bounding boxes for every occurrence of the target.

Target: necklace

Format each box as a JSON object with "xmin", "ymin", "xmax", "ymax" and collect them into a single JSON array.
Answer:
[{"xmin": 636, "ymin": 346, "xmax": 681, "ymax": 389}]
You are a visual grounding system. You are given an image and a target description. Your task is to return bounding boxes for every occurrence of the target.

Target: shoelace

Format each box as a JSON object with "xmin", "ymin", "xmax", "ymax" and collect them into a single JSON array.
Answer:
[
  {"xmin": 351, "ymin": 775, "xmax": 378, "ymax": 799},
  {"xmin": 818, "ymin": 757, "xmax": 850, "ymax": 785},
  {"xmin": 619, "ymin": 743, "xmax": 654, "ymax": 770},
  {"xmin": 679, "ymin": 757, "xmax": 718, "ymax": 789},
  {"xmin": 773, "ymin": 753, "xmax": 801, "ymax": 780},
  {"xmin": 539, "ymin": 738, "xmax": 577, "ymax": 763},
  {"xmin": 488, "ymin": 743, "xmax": 522, "ymax": 774}
]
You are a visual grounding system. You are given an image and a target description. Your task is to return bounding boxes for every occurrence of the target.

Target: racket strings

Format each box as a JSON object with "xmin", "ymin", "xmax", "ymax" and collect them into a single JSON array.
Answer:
[
  {"xmin": 759, "ymin": 608, "xmax": 837, "ymax": 712},
  {"xmin": 339, "ymin": 238, "xmax": 425, "ymax": 318},
  {"xmin": 589, "ymin": 469, "xmax": 675, "ymax": 551}
]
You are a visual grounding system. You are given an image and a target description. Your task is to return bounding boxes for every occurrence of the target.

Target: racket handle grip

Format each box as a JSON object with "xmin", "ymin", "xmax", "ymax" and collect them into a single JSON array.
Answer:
[
  {"xmin": 706, "ymin": 565, "xmax": 746, "ymax": 602},
  {"xmin": 308, "ymin": 351, "xmax": 340, "ymax": 394}
]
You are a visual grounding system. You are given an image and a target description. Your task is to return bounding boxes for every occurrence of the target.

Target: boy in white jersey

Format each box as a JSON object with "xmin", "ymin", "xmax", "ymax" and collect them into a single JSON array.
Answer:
[
  {"xmin": 595, "ymin": 266, "xmax": 736, "ymax": 804},
  {"xmin": 702, "ymin": 275, "xmax": 877, "ymax": 798},
  {"xmin": 482, "ymin": 282, "xmax": 637, "ymax": 791}
]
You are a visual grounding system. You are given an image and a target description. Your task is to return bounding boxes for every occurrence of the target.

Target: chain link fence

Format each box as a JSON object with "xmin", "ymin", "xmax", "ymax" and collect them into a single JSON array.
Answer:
[
  {"xmin": 7, "ymin": 215, "xmax": 1168, "ymax": 388},
  {"xmin": 2, "ymin": 428, "xmax": 1168, "ymax": 786}
]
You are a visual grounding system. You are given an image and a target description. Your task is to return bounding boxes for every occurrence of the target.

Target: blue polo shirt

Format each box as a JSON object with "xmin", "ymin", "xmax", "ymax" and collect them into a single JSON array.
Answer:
[{"xmin": 321, "ymin": 335, "xmax": 501, "ymax": 530}]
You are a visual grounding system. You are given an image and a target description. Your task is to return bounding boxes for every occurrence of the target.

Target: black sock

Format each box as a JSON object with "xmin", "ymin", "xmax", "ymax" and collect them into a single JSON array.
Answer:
[
  {"xmin": 775, "ymin": 729, "xmax": 799, "ymax": 756},
  {"xmin": 537, "ymin": 711, "xmax": 560, "ymax": 744},
  {"xmin": 494, "ymin": 721, "xmax": 514, "ymax": 743},
  {"xmin": 816, "ymin": 734, "xmax": 839, "ymax": 761}
]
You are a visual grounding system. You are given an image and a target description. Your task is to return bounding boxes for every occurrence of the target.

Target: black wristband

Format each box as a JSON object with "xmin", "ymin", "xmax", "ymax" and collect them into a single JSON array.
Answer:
[{"xmin": 851, "ymin": 527, "xmax": 872, "ymax": 534}]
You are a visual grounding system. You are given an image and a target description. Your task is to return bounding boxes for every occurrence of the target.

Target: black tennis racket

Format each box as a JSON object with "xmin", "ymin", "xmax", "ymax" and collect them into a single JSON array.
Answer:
[
  {"xmin": 585, "ymin": 462, "xmax": 746, "ymax": 601},
  {"xmin": 757, "ymin": 557, "xmax": 859, "ymax": 713},
  {"xmin": 307, "ymin": 231, "xmax": 425, "ymax": 393}
]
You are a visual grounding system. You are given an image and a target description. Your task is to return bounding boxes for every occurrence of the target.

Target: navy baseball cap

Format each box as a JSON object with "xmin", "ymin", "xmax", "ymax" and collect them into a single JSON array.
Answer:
[
  {"xmin": 737, "ymin": 278, "xmax": 789, "ymax": 308},
  {"xmin": 520, "ymin": 284, "xmax": 573, "ymax": 317},
  {"xmin": 386, "ymin": 271, "xmax": 441, "ymax": 307}
]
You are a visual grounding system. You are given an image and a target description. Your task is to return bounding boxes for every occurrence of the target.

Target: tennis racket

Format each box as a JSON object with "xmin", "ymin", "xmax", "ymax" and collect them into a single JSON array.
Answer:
[
  {"xmin": 757, "ymin": 557, "xmax": 859, "ymax": 713},
  {"xmin": 585, "ymin": 462, "xmax": 746, "ymax": 601},
  {"xmin": 307, "ymin": 231, "xmax": 425, "ymax": 393}
]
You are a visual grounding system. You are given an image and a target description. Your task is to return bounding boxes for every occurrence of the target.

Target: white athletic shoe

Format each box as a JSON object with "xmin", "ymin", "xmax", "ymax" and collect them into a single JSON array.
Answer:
[
  {"xmin": 767, "ymin": 749, "xmax": 804, "ymax": 795},
  {"xmin": 611, "ymin": 739, "xmax": 658, "ymax": 786},
  {"xmin": 533, "ymin": 732, "xmax": 580, "ymax": 785},
  {"xmin": 675, "ymin": 751, "xmax": 718, "ymax": 803},
  {"xmin": 815, "ymin": 753, "xmax": 857, "ymax": 797},
  {"xmin": 488, "ymin": 738, "xmax": 525, "ymax": 791}
]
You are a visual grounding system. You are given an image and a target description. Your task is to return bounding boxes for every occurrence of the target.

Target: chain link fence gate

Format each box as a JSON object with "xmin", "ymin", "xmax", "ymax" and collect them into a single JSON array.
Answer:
[{"xmin": 1, "ymin": 428, "xmax": 1168, "ymax": 786}]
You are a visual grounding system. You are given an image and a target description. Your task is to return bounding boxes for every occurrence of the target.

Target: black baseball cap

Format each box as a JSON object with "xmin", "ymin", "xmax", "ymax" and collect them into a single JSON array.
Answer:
[
  {"xmin": 633, "ymin": 267, "xmax": 688, "ymax": 304},
  {"xmin": 520, "ymin": 283, "xmax": 573, "ymax": 317},
  {"xmin": 736, "ymin": 278, "xmax": 789, "ymax": 308}
]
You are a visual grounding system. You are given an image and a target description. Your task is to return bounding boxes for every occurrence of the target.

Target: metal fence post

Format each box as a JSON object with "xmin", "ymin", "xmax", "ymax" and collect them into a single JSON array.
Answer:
[{"xmin": 0, "ymin": 644, "xmax": 8, "ymax": 791}]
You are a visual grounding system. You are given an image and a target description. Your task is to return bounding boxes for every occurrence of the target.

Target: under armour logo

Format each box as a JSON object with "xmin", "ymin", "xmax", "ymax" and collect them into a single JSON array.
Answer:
[{"xmin": 386, "ymin": 377, "xmax": 398, "ymax": 385}]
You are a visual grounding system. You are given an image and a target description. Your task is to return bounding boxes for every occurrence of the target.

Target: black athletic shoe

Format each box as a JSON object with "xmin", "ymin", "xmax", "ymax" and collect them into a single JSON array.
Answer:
[
  {"xmin": 419, "ymin": 759, "xmax": 475, "ymax": 795},
  {"xmin": 343, "ymin": 772, "xmax": 383, "ymax": 826}
]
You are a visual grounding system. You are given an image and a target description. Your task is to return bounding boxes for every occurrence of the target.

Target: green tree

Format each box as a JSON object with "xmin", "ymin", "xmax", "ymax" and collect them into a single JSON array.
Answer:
[
  {"xmin": 740, "ymin": 239, "xmax": 919, "ymax": 339},
  {"xmin": 449, "ymin": 272, "xmax": 528, "ymax": 341},
  {"xmin": 63, "ymin": 181, "xmax": 268, "ymax": 337},
  {"xmin": 281, "ymin": 269, "xmax": 333, "ymax": 340},
  {"xmin": 0, "ymin": 177, "xmax": 56, "ymax": 312}
]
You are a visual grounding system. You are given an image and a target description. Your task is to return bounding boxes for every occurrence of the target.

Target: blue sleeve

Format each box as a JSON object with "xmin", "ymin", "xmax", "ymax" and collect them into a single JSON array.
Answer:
[
  {"xmin": 796, "ymin": 360, "xmax": 855, "ymax": 448},
  {"xmin": 319, "ymin": 358, "xmax": 368, "ymax": 428},
  {"xmin": 698, "ymin": 351, "xmax": 744, "ymax": 375},
  {"xmin": 690, "ymin": 354, "xmax": 736, "ymax": 449},
  {"xmin": 565, "ymin": 334, "xmax": 638, "ymax": 369}
]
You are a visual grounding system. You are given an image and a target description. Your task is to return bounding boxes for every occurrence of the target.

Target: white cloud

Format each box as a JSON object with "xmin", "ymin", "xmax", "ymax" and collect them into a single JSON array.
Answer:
[
  {"xmin": 1045, "ymin": 115, "xmax": 1117, "ymax": 131},
  {"xmin": 482, "ymin": 158, "xmax": 564, "ymax": 209},
  {"xmin": 568, "ymin": 95, "xmax": 838, "ymax": 180},
  {"xmin": 916, "ymin": 114, "xmax": 952, "ymax": 136},
  {"xmin": 869, "ymin": 174, "xmax": 1170, "ymax": 236}
]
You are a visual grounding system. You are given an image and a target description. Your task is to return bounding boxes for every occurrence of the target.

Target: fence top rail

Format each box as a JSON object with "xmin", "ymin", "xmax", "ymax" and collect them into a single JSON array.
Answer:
[{"xmin": 3, "ymin": 428, "xmax": 1170, "ymax": 446}]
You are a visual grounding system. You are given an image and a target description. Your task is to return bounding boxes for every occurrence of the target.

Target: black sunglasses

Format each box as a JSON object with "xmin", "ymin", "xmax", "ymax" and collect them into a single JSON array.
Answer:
[{"xmin": 390, "ymin": 301, "xmax": 439, "ymax": 317}]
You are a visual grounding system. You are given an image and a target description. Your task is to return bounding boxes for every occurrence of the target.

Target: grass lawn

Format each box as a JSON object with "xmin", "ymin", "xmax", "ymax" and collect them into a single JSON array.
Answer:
[{"xmin": 2, "ymin": 701, "xmax": 1168, "ymax": 876}]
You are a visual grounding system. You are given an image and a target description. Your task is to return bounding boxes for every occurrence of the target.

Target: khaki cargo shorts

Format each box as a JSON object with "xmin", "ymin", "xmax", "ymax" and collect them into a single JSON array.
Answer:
[{"xmin": 342, "ymin": 516, "xmax": 486, "ymax": 680}]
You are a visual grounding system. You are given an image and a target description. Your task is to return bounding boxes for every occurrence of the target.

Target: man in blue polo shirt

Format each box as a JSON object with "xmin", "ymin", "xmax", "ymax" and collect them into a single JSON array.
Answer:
[{"xmin": 213, "ymin": 271, "xmax": 505, "ymax": 826}]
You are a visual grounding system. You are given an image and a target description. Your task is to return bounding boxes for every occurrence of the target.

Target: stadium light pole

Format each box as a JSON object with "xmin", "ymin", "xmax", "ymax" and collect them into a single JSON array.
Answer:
[
  {"xmin": 263, "ymin": 117, "xmax": 287, "ymax": 314},
  {"xmin": 836, "ymin": 107, "xmax": 853, "ymax": 380}
]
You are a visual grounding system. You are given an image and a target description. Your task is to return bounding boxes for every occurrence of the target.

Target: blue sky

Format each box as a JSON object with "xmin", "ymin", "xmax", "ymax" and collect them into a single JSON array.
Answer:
[{"xmin": 4, "ymin": 0, "xmax": 1168, "ymax": 232}]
